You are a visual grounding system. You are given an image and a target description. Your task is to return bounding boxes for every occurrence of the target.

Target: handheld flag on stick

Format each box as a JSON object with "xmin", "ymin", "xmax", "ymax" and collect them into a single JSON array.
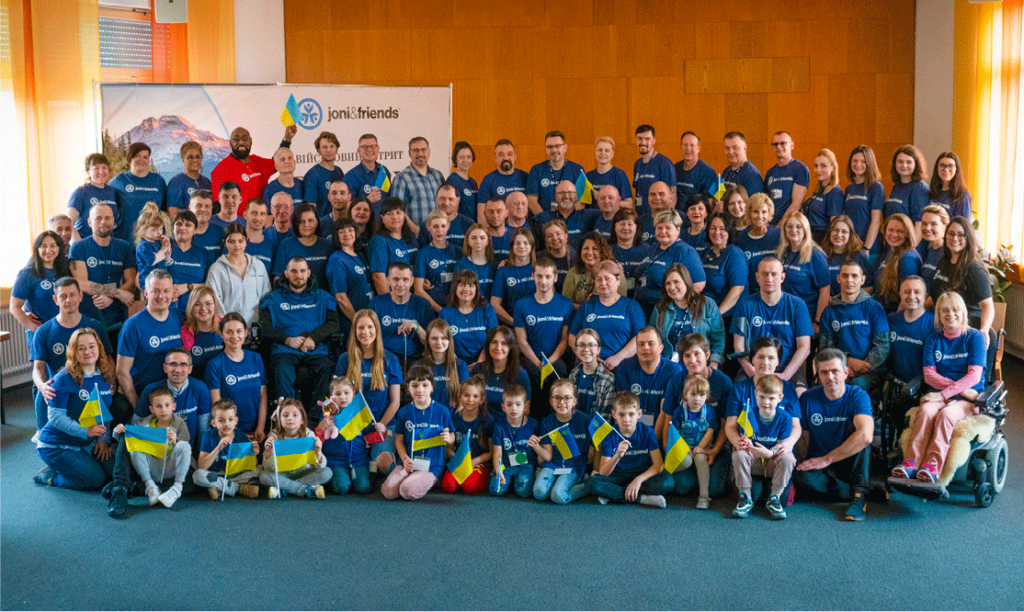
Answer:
[
  {"xmin": 78, "ymin": 383, "xmax": 112, "ymax": 428},
  {"xmin": 225, "ymin": 442, "xmax": 257, "ymax": 478},
  {"xmin": 737, "ymin": 403, "xmax": 755, "ymax": 439},
  {"xmin": 540, "ymin": 353, "xmax": 559, "ymax": 387},
  {"xmin": 664, "ymin": 425, "xmax": 691, "ymax": 473},
  {"xmin": 588, "ymin": 413, "xmax": 625, "ymax": 449},
  {"xmin": 446, "ymin": 434, "xmax": 473, "ymax": 485},
  {"xmin": 545, "ymin": 424, "xmax": 580, "ymax": 461},
  {"xmin": 334, "ymin": 392, "xmax": 374, "ymax": 441},
  {"xmin": 712, "ymin": 174, "xmax": 726, "ymax": 200},
  {"xmin": 123, "ymin": 424, "xmax": 169, "ymax": 458},
  {"xmin": 412, "ymin": 425, "xmax": 447, "ymax": 452},
  {"xmin": 273, "ymin": 437, "xmax": 317, "ymax": 472},
  {"xmin": 374, "ymin": 169, "xmax": 391, "ymax": 193},
  {"xmin": 575, "ymin": 170, "xmax": 594, "ymax": 205},
  {"xmin": 280, "ymin": 94, "xmax": 301, "ymax": 127}
]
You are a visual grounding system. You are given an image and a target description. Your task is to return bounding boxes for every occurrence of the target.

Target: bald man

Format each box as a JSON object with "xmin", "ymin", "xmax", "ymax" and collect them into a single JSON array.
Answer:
[{"xmin": 211, "ymin": 124, "xmax": 297, "ymax": 214}]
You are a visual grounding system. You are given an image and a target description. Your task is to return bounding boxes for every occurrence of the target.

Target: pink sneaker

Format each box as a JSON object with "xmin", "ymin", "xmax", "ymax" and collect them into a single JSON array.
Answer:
[
  {"xmin": 916, "ymin": 463, "xmax": 939, "ymax": 483},
  {"xmin": 892, "ymin": 461, "xmax": 917, "ymax": 479}
]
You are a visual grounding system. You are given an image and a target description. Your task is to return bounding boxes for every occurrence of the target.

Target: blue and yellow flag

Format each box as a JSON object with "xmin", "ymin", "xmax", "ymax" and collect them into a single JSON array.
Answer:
[
  {"xmin": 77, "ymin": 383, "xmax": 112, "ymax": 428},
  {"xmin": 225, "ymin": 442, "xmax": 257, "ymax": 477},
  {"xmin": 588, "ymin": 413, "xmax": 615, "ymax": 449},
  {"xmin": 540, "ymin": 353, "xmax": 558, "ymax": 387},
  {"xmin": 273, "ymin": 437, "xmax": 317, "ymax": 472},
  {"xmin": 575, "ymin": 170, "xmax": 594, "ymax": 205},
  {"xmin": 280, "ymin": 94, "xmax": 301, "ymax": 127},
  {"xmin": 737, "ymin": 403, "xmax": 755, "ymax": 439},
  {"xmin": 446, "ymin": 434, "xmax": 473, "ymax": 485},
  {"xmin": 335, "ymin": 393, "xmax": 374, "ymax": 441},
  {"xmin": 546, "ymin": 424, "xmax": 580, "ymax": 461},
  {"xmin": 412, "ymin": 425, "xmax": 446, "ymax": 452},
  {"xmin": 712, "ymin": 174, "xmax": 726, "ymax": 200},
  {"xmin": 124, "ymin": 424, "xmax": 169, "ymax": 458},
  {"xmin": 664, "ymin": 424, "xmax": 691, "ymax": 473},
  {"xmin": 374, "ymin": 169, "xmax": 391, "ymax": 192}
]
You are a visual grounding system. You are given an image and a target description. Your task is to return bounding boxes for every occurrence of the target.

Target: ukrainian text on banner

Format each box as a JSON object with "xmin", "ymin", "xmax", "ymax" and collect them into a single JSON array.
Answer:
[{"xmin": 99, "ymin": 84, "xmax": 452, "ymax": 183}]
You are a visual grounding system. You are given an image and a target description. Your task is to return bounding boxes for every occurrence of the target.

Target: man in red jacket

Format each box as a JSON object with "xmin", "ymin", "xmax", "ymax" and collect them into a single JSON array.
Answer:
[{"xmin": 212, "ymin": 124, "xmax": 297, "ymax": 215}]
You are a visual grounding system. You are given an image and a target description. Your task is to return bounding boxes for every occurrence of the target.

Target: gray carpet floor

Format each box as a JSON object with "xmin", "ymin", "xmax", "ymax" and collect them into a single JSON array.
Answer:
[{"xmin": 3, "ymin": 360, "xmax": 1023, "ymax": 611}]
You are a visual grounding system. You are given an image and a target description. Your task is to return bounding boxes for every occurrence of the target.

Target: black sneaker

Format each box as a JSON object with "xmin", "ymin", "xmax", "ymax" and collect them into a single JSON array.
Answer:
[
  {"xmin": 33, "ymin": 467, "xmax": 55, "ymax": 486},
  {"xmin": 733, "ymin": 492, "xmax": 754, "ymax": 518},
  {"xmin": 108, "ymin": 486, "xmax": 128, "ymax": 518},
  {"xmin": 101, "ymin": 482, "xmax": 114, "ymax": 499},
  {"xmin": 844, "ymin": 492, "xmax": 866, "ymax": 521}
]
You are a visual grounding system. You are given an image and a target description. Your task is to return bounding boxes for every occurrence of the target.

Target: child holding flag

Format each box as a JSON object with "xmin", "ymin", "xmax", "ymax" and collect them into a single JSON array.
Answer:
[
  {"xmin": 113, "ymin": 388, "xmax": 191, "ymax": 508},
  {"xmin": 726, "ymin": 374, "xmax": 796, "ymax": 519},
  {"xmin": 317, "ymin": 377, "xmax": 371, "ymax": 495},
  {"xmin": 664, "ymin": 374, "xmax": 717, "ymax": 509},
  {"xmin": 490, "ymin": 384, "xmax": 538, "ymax": 497},
  {"xmin": 441, "ymin": 375, "xmax": 492, "ymax": 494},
  {"xmin": 586, "ymin": 391, "xmax": 673, "ymax": 508},
  {"xmin": 383, "ymin": 366, "xmax": 454, "ymax": 500},
  {"xmin": 261, "ymin": 399, "xmax": 331, "ymax": 499},
  {"xmin": 194, "ymin": 400, "xmax": 261, "ymax": 500},
  {"xmin": 529, "ymin": 379, "xmax": 591, "ymax": 504}
]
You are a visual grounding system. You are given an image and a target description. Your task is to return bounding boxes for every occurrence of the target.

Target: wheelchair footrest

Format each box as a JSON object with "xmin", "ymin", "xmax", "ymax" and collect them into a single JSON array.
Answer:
[{"xmin": 887, "ymin": 477, "xmax": 949, "ymax": 501}]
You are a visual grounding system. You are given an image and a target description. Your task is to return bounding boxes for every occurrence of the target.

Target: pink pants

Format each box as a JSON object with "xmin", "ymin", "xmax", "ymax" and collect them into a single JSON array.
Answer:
[
  {"xmin": 381, "ymin": 466, "xmax": 438, "ymax": 500},
  {"xmin": 906, "ymin": 399, "xmax": 979, "ymax": 472}
]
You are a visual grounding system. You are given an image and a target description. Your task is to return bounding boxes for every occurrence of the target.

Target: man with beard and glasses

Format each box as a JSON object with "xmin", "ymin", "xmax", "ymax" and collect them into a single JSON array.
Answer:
[
  {"xmin": 211, "ymin": 125, "xmax": 297, "ymax": 215},
  {"xmin": 476, "ymin": 139, "xmax": 529, "ymax": 224}
]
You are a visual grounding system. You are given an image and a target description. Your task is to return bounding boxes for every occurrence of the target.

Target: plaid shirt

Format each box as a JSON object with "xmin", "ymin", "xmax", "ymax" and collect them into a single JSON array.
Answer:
[
  {"xmin": 570, "ymin": 361, "xmax": 616, "ymax": 418},
  {"xmin": 391, "ymin": 165, "xmax": 445, "ymax": 226}
]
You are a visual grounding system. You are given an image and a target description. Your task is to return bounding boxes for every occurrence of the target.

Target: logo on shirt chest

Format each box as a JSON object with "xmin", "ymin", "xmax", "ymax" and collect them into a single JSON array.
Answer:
[
  {"xmin": 586, "ymin": 313, "xmax": 597, "ymax": 323},
  {"xmin": 752, "ymin": 316, "xmax": 764, "ymax": 327},
  {"xmin": 449, "ymin": 325, "xmax": 460, "ymax": 334},
  {"xmin": 52, "ymin": 343, "xmax": 65, "ymax": 355},
  {"xmin": 541, "ymin": 178, "xmax": 551, "ymax": 188},
  {"xmin": 225, "ymin": 374, "xmax": 237, "ymax": 385},
  {"xmin": 526, "ymin": 315, "xmax": 536, "ymax": 326},
  {"xmin": 90, "ymin": 197, "xmax": 99, "ymax": 206},
  {"xmin": 832, "ymin": 320, "xmax": 841, "ymax": 331},
  {"xmin": 149, "ymin": 336, "xmax": 161, "ymax": 348},
  {"xmin": 429, "ymin": 259, "xmax": 441, "ymax": 269},
  {"xmin": 395, "ymin": 248, "xmax": 406, "ymax": 257},
  {"xmin": 363, "ymin": 185, "xmax": 372, "ymax": 194},
  {"xmin": 630, "ymin": 383, "xmax": 642, "ymax": 395},
  {"xmin": 507, "ymin": 277, "xmax": 518, "ymax": 287},
  {"xmin": 503, "ymin": 438, "xmax": 513, "ymax": 450},
  {"xmin": 496, "ymin": 186, "xmax": 507, "ymax": 196},
  {"xmin": 79, "ymin": 389, "xmax": 90, "ymax": 400},
  {"xmin": 811, "ymin": 412, "xmax": 823, "ymax": 426},
  {"xmin": 935, "ymin": 350, "xmax": 943, "ymax": 362},
  {"xmin": 382, "ymin": 316, "xmax": 393, "ymax": 327},
  {"xmin": 86, "ymin": 257, "xmax": 99, "ymax": 268},
  {"xmin": 354, "ymin": 265, "xmax": 365, "ymax": 275},
  {"xmin": 405, "ymin": 421, "xmax": 415, "ymax": 432},
  {"xmin": 40, "ymin": 280, "xmax": 52, "ymax": 290},
  {"xmin": 192, "ymin": 345, "xmax": 204, "ymax": 356},
  {"xmin": 125, "ymin": 184, "xmax": 135, "ymax": 193},
  {"xmin": 188, "ymin": 187, "xmax": 196, "ymax": 196}
]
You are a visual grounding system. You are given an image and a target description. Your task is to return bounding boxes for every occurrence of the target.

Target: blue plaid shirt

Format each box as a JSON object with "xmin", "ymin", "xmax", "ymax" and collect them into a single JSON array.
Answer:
[{"xmin": 391, "ymin": 165, "xmax": 445, "ymax": 226}]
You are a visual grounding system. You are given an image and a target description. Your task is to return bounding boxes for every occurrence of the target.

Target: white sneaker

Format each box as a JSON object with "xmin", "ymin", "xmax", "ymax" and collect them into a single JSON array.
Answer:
[
  {"xmin": 597, "ymin": 497, "xmax": 610, "ymax": 505},
  {"xmin": 145, "ymin": 482, "xmax": 161, "ymax": 506},
  {"xmin": 218, "ymin": 477, "xmax": 239, "ymax": 497},
  {"xmin": 639, "ymin": 494, "xmax": 666, "ymax": 509},
  {"xmin": 158, "ymin": 483, "xmax": 182, "ymax": 508},
  {"xmin": 696, "ymin": 496, "xmax": 711, "ymax": 510}
]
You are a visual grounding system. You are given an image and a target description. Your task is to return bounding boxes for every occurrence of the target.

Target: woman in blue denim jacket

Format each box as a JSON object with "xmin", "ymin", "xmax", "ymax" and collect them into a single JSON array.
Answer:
[{"xmin": 648, "ymin": 263, "xmax": 725, "ymax": 365}]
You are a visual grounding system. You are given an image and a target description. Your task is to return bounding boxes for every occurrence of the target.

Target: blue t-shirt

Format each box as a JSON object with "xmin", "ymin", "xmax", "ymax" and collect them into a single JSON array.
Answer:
[
  {"xmin": 701, "ymin": 244, "xmax": 748, "ymax": 311},
  {"xmin": 344, "ymin": 162, "xmax": 391, "ymax": 200},
  {"xmin": 662, "ymin": 367, "xmax": 734, "ymax": 421},
  {"xmin": 843, "ymin": 182, "xmax": 885, "ymax": 242},
  {"xmin": 136, "ymin": 377, "xmax": 211, "ymax": 442},
  {"xmin": 135, "ymin": 239, "xmax": 165, "ymax": 292},
  {"xmin": 303, "ymin": 165, "xmax": 345, "ymax": 216},
  {"xmin": 569, "ymin": 295, "xmax": 645, "ymax": 360},
  {"xmin": 471, "ymin": 364, "xmax": 532, "ymax": 418},
  {"xmin": 30, "ymin": 315, "xmax": 112, "ymax": 379},
  {"xmin": 414, "ymin": 243, "xmax": 460, "ymax": 306},
  {"xmin": 798, "ymin": 385, "xmax": 872, "ymax": 459},
  {"xmin": 168, "ymin": 243, "xmax": 209, "ymax": 311},
  {"xmin": 820, "ymin": 297, "xmax": 889, "ymax": 361},
  {"xmin": 368, "ymin": 234, "xmax": 419, "ymax": 276},
  {"xmin": 327, "ymin": 250, "xmax": 372, "ymax": 315},
  {"xmin": 396, "ymin": 401, "xmax": 455, "ymax": 477},
  {"xmin": 781, "ymin": 247, "xmax": 831, "ymax": 319},
  {"xmin": 492, "ymin": 264, "xmax": 536, "ymax": 316},
  {"xmin": 491, "ymin": 415, "xmax": 539, "ymax": 467},
  {"xmin": 930, "ymin": 189, "xmax": 973, "ymax": 221},
  {"xmin": 613, "ymin": 357, "xmax": 683, "ymax": 418},
  {"xmin": 826, "ymin": 251, "xmax": 874, "ymax": 296},
  {"xmin": 586, "ymin": 167, "xmax": 632, "ymax": 202},
  {"xmin": 916, "ymin": 240, "xmax": 943, "ymax": 285},
  {"xmin": 68, "ymin": 184, "xmax": 119, "ymax": 240},
  {"xmin": 633, "ymin": 153, "xmax": 677, "ymax": 216},
  {"xmin": 167, "ymin": 173, "xmax": 212, "ymax": 214},
  {"xmin": 724, "ymin": 377, "xmax": 801, "ymax": 421},
  {"xmin": 209, "ymin": 215, "xmax": 245, "ymax": 231},
  {"xmin": 535, "ymin": 209, "xmax": 600, "ymax": 250},
  {"xmin": 334, "ymin": 351, "xmax": 403, "ymax": 420},
  {"xmin": 12, "ymin": 267, "xmax": 59, "ymax": 323},
  {"xmin": 262, "ymin": 287, "xmax": 336, "ymax": 357},
  {"xmin": 272, "ymin": 236, "xmax": 332, "ymax": 289},
  {"xmin": 416, "ymin": 214, "xmax": 475, "ymax": 251},
  {"xmin": 446, "ymin": 173, "xmax": 479, "ymax": 220},
  {"xmin": 733, "ymin": 226, "xmax": 781, "ymax": 294},
  {"xmin": 668, "ymin": 403, "xmax": 717, "ymax": 447},
  {"xmin": 188, "ymin": 329, "xmax": 224, "ymax": 381},
  {"xmin": 749, "ymin": 408, "xmax": 793, "ymax": 448},
  {"xmin": 539, "ymin": 411, "xmax": 591, "ymax": 472},
  {"xmin": 887, "ymin": 310, "xmax": 935, "ymax": 385},
  {"xmin": 923, "ymin": 329, "xmax": 987, "ymax": 394},
  {"xmin": 192, "ymin": 225, "xmax": 225, "ymax": 262},
  {"xmin": 199, "ymin": 428, "xmax": 252, "ymax": 473},
  {"xmin": 763, "ymin": 159, "xmax": 810, "ymax": 225},
  {"xmin": 477, "ymin": 169, "xmax": 529, "ymax": 206},
  {"xmin": 513, "ymin": 294, "xmax": 574, "ymax": 359},
  {"xmin": 489, "ymin": 228, "xmax": 512, "ymax": 261},
  {"xmin": 38, "ymin": 370, "xmax": 114, "ymax": 448},
  {"xmin": 721, "ymin": 161, "xmax": 763, "ymax": 197},
  {"xmin": 674, "ymin": 159, "xmax": 718, "ymax": 199},
  {"xmin": 526, "ymin": 160, "xmax": 586, "ymax": 212},
  {"xmin": 636, "ymin": 240, "xmax": 705, "ymax": 305},
  {"xmin": 885, "ymin": 181, "xmax": 929, "ymax": 223},
  {"xmin": 803, "ymin": 185, "xmax": 844, "ymax": 233},
  {"xmin": 367, "ymin": 294, "xmax": 435, "ymax": 357},
  {"xmin": 613, "ymin": 243, "xmax": 654, "ymax": 297},
  {"xmin": 118, "ymin": 309, "xmax": 182, "ymax": 391},
  {"xmin": 244, "ymin": 229, "xmax": 278, "ymax": 271},
  {"xmin": 681, "ymin": 227, "xmax": 711, "ymax": 255},
  {"xmin": 205, "ymin": 351, "xmax": 266, "ymax": 435},
  {"xmin": 599, "ymin": 422, "xmax": 659, "ymax": 479},
  {"xmin": 68, "ymin": 237, "xmax": 136, "ymax": 325},
  {"xmin": 109, "ymin": 172, "xmax": 167, "ymax": 240},
  {"xmin": 262, "ymin": 178, "xmax": 305, "ymax": 207},
  {"xmin": 730, "ymin": 292, "xmax": 814, "ymax": 368},
  {"xmin": 425, "ymin": 359, "xmax": 469, "ymax": 408},
  {"xmin": 440, "ymin": 305, "xmax": 499, "ymax": 362},
  {"xmin": 452, "ymin": 410, "xmax": 493, "ymax": 459},
  {"xmin": 453, "ymin": 258, "xmax": 496, "ymax": 300}
]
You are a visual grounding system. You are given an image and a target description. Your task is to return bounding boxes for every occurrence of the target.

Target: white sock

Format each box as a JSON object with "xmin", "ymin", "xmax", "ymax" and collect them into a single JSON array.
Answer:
[{"xmin": 639, "ymin": 494, "xmax": 666, "ymax": 508}]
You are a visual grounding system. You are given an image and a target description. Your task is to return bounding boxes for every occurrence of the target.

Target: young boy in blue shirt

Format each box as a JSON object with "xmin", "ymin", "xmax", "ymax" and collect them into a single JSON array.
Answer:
[
  {"xmin": 490, "ymin": 384, "xmax": 538, "ymax": 497},
  {"xmin": 193, "ymin": 400, "xmax": 261, "ymax": 500},
  {"xmin": 727, "ymin": 374, "xmax": 796, "ymax": 520},
  {"xmin": 587, "ymin": 391, "xmax": 673, "ymax": 508}
]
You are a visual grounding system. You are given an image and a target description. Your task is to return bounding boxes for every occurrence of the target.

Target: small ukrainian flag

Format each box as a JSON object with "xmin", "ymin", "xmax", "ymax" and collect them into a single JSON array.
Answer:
[
  {"xmin": 123, "ymin": 424, "xmax": 169, "ymax": 458},
  {"xmin": 280, "ymin": 94, "xmax": 301, "ymax": 127},
  {"xmin": 546, "ymin": 424, "xmax": 580, "ymax": 461},
  {"xmin": 663, "ymin": 424, "xmax": 691, "ymax": 473},
  {"xmin": 712, "ymin": 174, "xmax": 726, "ymax": 200},
  {"xmin": 273, "ymin": 437, "xmax": 317, "ymax": 472},
  {"xmin": 588, "ymin": 413, "xmax": 615, "ymax": 449},
  {"xmin": 374, "ymin": 169, "xmax": 391, "ymax": 193},
  {"xmin": 412, "ymin": 425, "xmax": 447, "ymax": 452},
  {"xmin": 575, "ymin": 170, "xmax": 594, "ymax": 205},
  {"xmin": 737, "ymin": 403, "xmax": 755, "ymax": 439},
  {"xmin": 225, "ymin": 442, "xmax": 257, "ymax": 477},
  {"xmin": 77, "ymin": 383, "xmax": 112, "ymax": 428},
  {"xmin": 334, "ymin": 393, "xmax": 374, "ymax": 441},
  {"xmin": 540, "ymin": 353, "xmax": 558, "ymax": 387},
  {"xmin": 446, "ymin": 434, "xmax": 473, "ymax": 485}
]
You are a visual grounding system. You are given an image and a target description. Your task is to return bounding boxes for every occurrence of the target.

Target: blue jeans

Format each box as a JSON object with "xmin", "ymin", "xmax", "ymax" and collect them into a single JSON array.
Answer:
[
  {"xmin": 37, "ymin": 446, "xmax": 113, "ymax": 491},
  {"xmin": 586, "ymin": 471, "xmax": 674, "ymax": 502},
  {"xmin": 532, "ymin": 467, "xmax": 585, "ymax": 504},
  {"xmin": 331, "ymin": 465, "xmax": 373, "ymax": 494},
  {"xmin": 490, "ymin": 464, "xmax": 535, "ymax": 497},
  {"xmin": 33, "ymin": 389, "xmax": 48, "ymax": 430},
  {"xmin": 673, "ymin": 446, "xmax": 731, "ymax": 497}
]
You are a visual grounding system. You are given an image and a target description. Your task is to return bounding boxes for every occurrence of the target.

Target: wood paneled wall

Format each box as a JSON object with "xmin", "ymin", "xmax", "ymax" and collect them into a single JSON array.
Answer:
[{"xmin": 284, "ymin": 0, "xmax": 914, "ymax": 186}]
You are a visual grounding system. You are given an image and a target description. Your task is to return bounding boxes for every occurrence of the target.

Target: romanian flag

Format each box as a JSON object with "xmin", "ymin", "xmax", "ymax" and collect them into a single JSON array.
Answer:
[
  {"xmin": 712, "ymin": 174, "xmax": 726, "ymax": 200},
  {"xmin": 588, "ymin": 413, "xmax": 615, "ymax": 450},
  {"xmin": 273, "ymin": 437, "xmax": 317, "ymax": 472},
  {"xmin": 664, "ymin": 424, "xmax": 691, "ymax": 473},
  {"xmin": 280, "ymin": 94, "xmax": 301, "ymax": 127},
  {"xmin": 335, "ymin": 393, "xmax": 374, "ymax": 441},
  {"xmin": 575, "ymin": 170, "xmax": 594, "ymax": 205},
  {"xmin": 737, "ymin": 403, "xmax": 755, "ymax": 439},
  {"xmin": 546, "ymin": 424, "xmax": 580, "ymax": 461},
  {"xmin": 540, "ymin": 353, "xmax": 558, "ymax": 387},
  {"xmin": 446, "ymin": 434, "xmax": 473, "ymax": 485},
  {"xmin": 123, "ymin": 424, "xmax": 169, "ymax": 458},
  {"xmin": 412, "ymin": 425, "xmax": 447, "ymax": 452},
  {"xmin": 225, "ymin": 442, "xmax": 257, "ymax": 477},
  {"xmin": 77, "ymin": 383, "xmax": 112, "ymax": 428},
  {"xmin": 374, "ymin": 169, "xmax": 391, "ymax": 193}
]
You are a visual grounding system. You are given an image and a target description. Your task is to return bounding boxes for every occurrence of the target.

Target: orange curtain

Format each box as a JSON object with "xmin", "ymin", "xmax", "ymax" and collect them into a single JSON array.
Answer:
[{"xmin": 954, "ymin": 0, "xmax": 1023, "ymax": 263}]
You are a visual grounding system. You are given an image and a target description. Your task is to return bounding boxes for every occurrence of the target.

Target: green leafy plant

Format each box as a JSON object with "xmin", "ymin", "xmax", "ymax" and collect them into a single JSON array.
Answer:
[{"xmin": 986, "ymin": 244, "xmax": 1017, "ymax": 303}]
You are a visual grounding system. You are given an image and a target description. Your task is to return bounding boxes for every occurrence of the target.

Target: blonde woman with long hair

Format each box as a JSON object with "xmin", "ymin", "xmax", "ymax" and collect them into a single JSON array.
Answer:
[{"xmin": 777, "ymin": 211, "xmax": 831, "ymax": 329}]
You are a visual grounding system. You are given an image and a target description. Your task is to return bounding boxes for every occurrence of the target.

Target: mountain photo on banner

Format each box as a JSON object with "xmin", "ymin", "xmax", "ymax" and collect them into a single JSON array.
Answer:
[{"xmin": 103, "ymin": 116, "xmax": 231, "ymax": 180}]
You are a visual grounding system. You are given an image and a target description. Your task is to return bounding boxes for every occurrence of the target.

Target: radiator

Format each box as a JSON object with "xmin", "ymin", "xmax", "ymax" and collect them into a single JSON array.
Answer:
[
  {"xmin": 1, "ymin": 308, "xmax": 32, "ymax": 388},
  {"xmin": 1004, "ymin": 283, "xmax": 1024, "ymax": 361}
]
